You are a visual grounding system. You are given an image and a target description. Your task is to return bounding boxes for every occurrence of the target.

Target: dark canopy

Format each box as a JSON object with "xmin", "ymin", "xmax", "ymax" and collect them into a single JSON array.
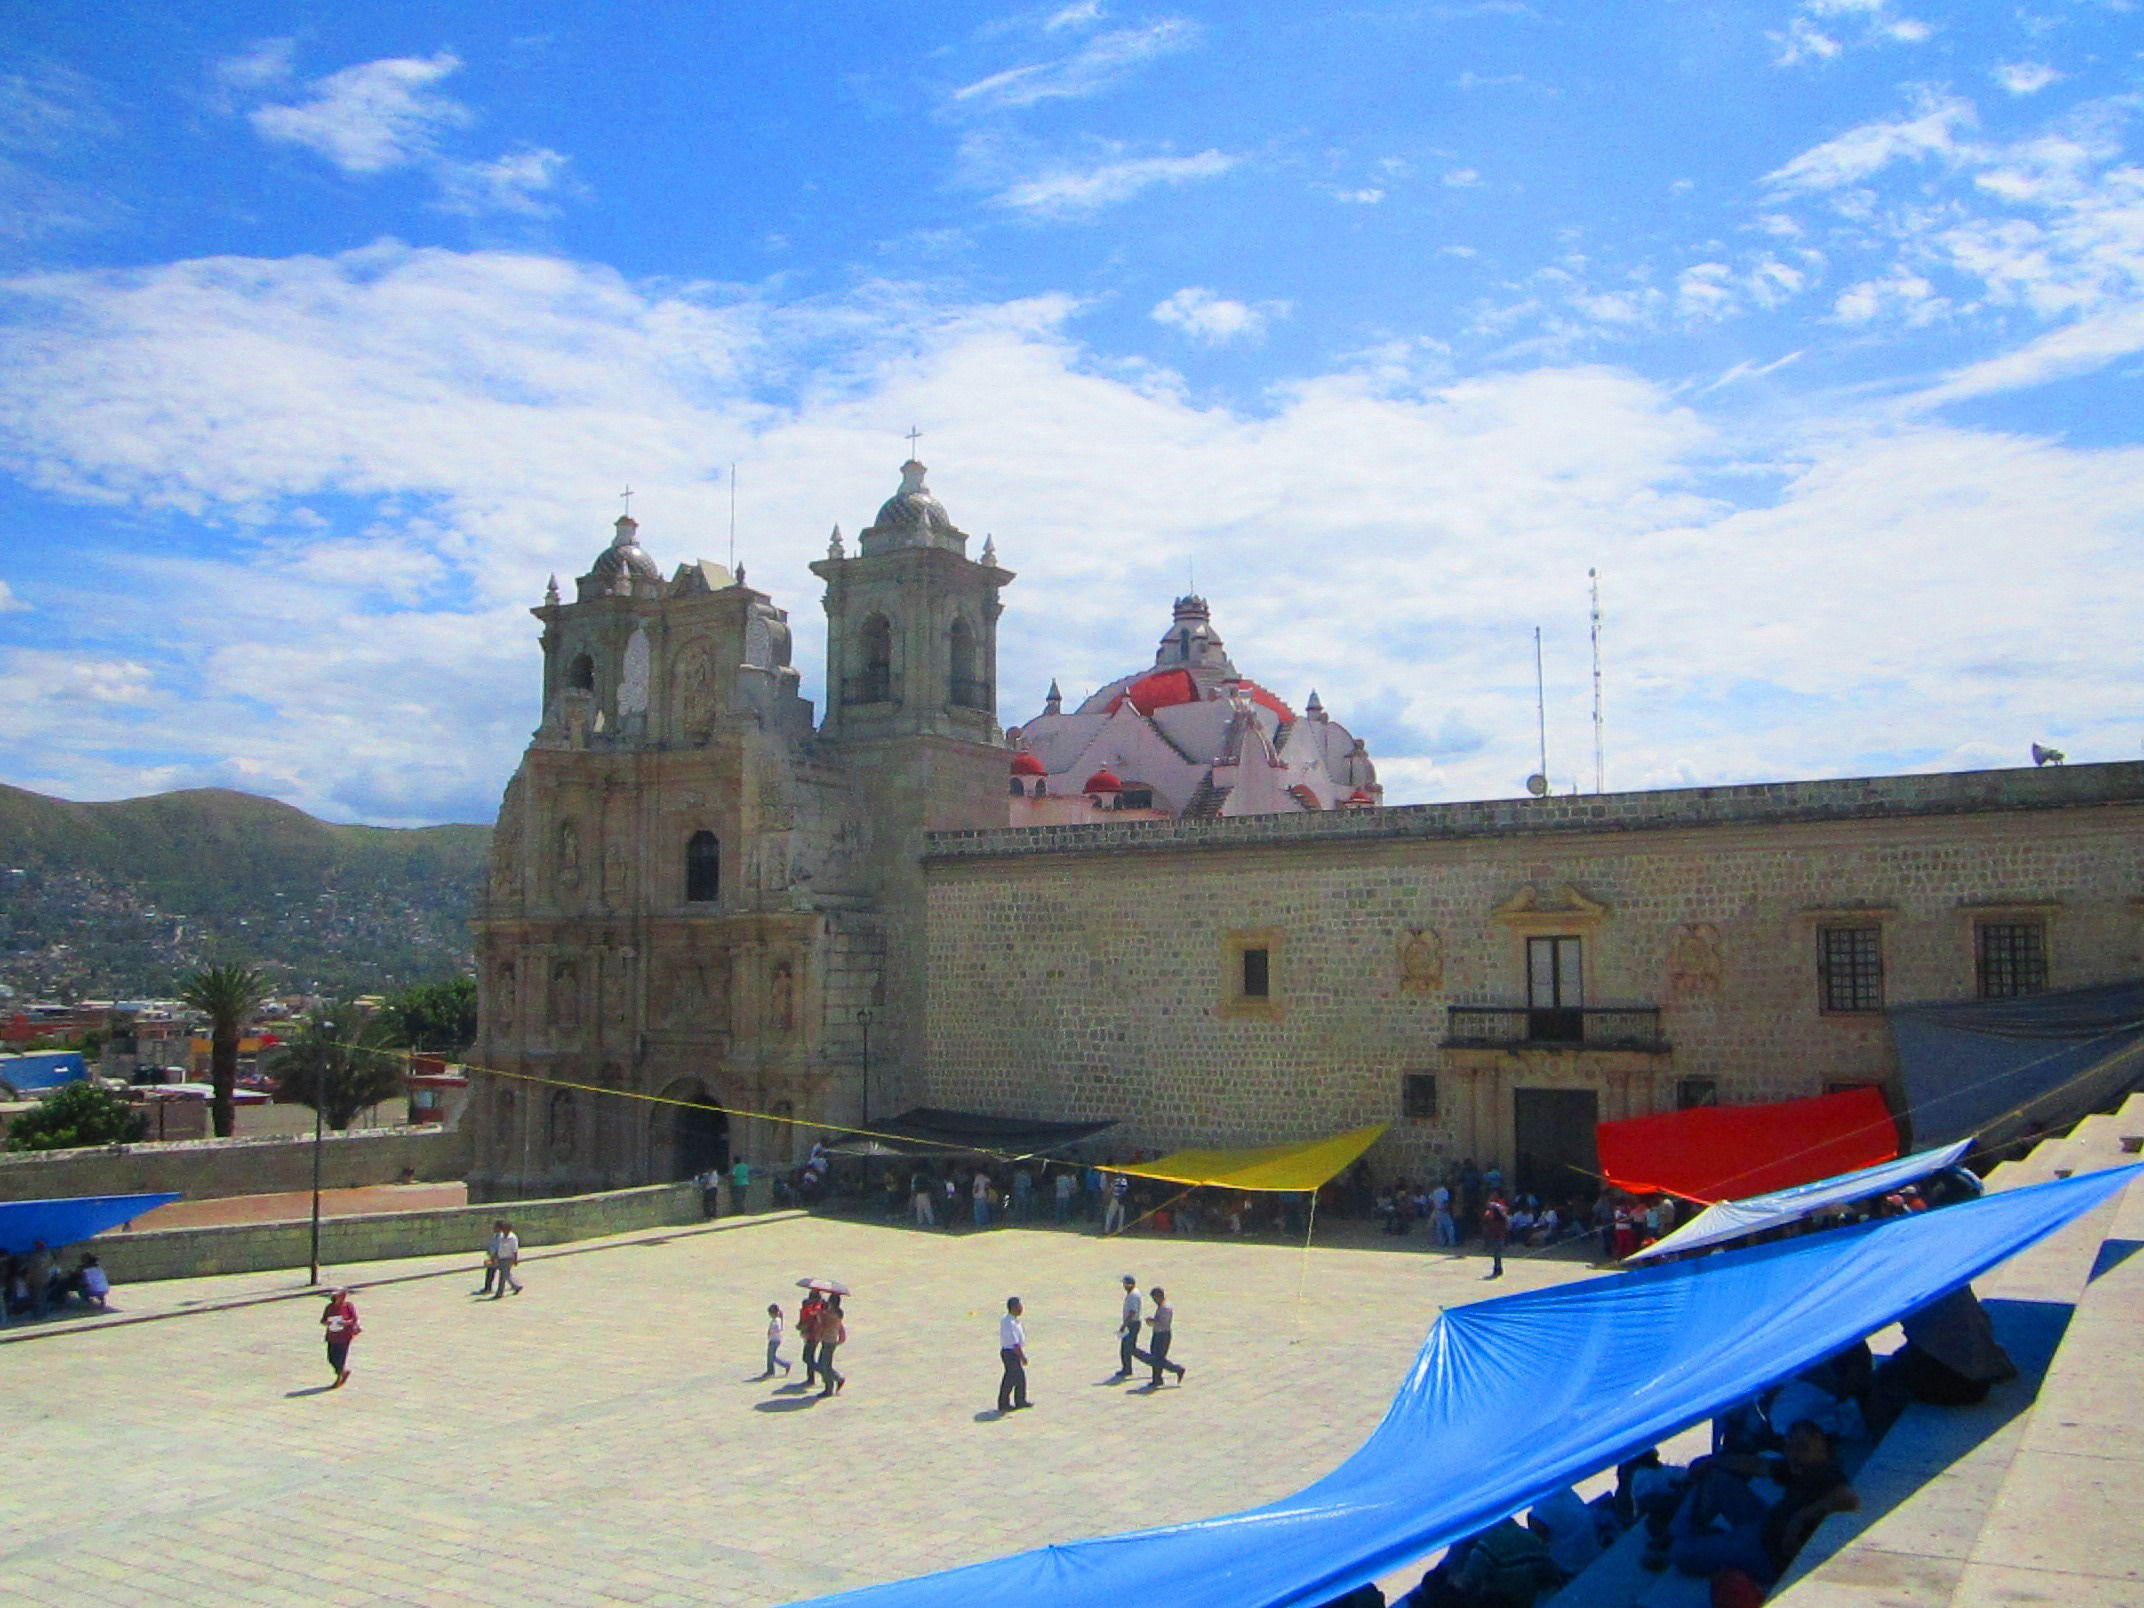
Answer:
[
  {"xmin": 1890, "ymin": 978, "xmax": 2144, "ymax": 1150},
  {"xmin": 830, "ymin": 1107, "xmax": 1114, "ymax": 1159}
]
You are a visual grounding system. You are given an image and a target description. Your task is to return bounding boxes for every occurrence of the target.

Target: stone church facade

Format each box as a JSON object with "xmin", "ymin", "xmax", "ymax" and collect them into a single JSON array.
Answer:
[{"xmin": 475, "ymin": 455, "xmax": 2144, "ymax": 1201}]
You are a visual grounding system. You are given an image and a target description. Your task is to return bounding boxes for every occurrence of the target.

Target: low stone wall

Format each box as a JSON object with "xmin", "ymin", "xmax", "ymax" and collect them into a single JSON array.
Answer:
[
  {"xmin": 0, "ymin": 1121, "xmax": 471, "ymax": 1204},
  {"xmin": 88, "ymin": 1181, "xmax": 705, "ymax": 1284}
]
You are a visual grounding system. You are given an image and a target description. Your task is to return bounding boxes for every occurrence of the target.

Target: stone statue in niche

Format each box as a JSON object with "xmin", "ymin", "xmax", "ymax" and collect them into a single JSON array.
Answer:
[
  {"xmin": 492, "ymin": 962, "xmax": 516, "ymax": 1035},
  {"xmin": 556, "ymin": 820, "xmax": 582, "ymax": 891},
  {"xmin": 1668, "ymin": 922, "xmax": 1724, "ymax": 998},
  {"xmin": 620, "ymin": 623, "xmax": 652, "ymax": 717},
  {"xmin": 669, "ymin": 641, "xmax": 717, "ymax": 745},
  {"xmin": 1398, "ymin": 928, "xmax": 1444, "ymax": 993},
  {"xmin": 604, "ymin": 836, "xmax": 630, "ymax": 910},
  {"xmin": 550, "ymin": 959, "xmax": 581, "ymax": 1029},
  {"xmin": 602, "ymin": 950, "xmax": 634, "ymax": 1028},
  {"xmin": 548, "ymin": 1089, "xmax": 577, "ymax": 1160},
  {"xmin": 771, "ymin": 961, "xmax": 798, "ymax": 1035}
]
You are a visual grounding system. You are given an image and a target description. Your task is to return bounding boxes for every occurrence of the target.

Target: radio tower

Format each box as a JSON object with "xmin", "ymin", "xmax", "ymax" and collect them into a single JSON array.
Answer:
[{"xmin": 1589, "ymin": 568, "xmax": 1605, "ymax": 794}]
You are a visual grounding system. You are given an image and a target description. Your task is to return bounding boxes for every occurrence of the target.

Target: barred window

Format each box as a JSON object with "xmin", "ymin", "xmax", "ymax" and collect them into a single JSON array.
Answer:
[
  {"xmin": 1241, "ymin": 946, "xmax": 1270, "ymax": 999},
  {"xmin": 1676, "ymin": 1078, "xmax": 1719, "ymax": 1111},
  {"xmin": 1403, "ymin": 1073, "xmax": 1438, "ymax": 1120},
  {"xmin": 1817, "ymin": 926, "xmax": 1884, "ymax": 1013},
  {"xmin": 1977, "ymin": 920, "xmax": 2047, "ymax": 1000}
]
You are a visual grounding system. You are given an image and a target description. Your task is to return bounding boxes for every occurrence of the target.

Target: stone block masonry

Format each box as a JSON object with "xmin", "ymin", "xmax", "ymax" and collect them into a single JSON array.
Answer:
[
  {"xmin": 0, "ymin": 1121, "xmax": 471, "ymax": 1204},
  {"xmin": 918, "ymin": 763, "xmax": 2144, "ymax": 1181},
  {"xmin": 87, "ymin": 1181, "xmax": 703, "ymax": 1284}
]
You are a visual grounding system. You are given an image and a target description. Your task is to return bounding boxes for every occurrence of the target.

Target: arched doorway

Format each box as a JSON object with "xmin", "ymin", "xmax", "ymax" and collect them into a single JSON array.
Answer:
[{"xmin": 651, "ymin": 1077, "xmax": 729, "ymax": 1181}]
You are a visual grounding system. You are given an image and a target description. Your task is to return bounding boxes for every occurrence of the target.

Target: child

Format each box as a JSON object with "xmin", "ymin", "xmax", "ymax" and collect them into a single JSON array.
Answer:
[
  {"xmin": 321, "ymin": 1288, "xmax": 360, "ymax": 1388},
  {"xmin": 763, "ymin": 1302, "xmax": 793, "ymax": 1379}
]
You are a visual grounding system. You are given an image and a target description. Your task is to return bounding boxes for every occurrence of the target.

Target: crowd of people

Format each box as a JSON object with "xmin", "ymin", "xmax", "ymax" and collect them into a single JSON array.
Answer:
[{"xmin": 1, "ymin": 1240, "xmax": 110, "ymax": 1323}]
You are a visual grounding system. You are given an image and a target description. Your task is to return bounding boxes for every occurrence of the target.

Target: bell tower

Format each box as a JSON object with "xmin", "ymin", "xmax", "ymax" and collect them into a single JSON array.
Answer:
[
  {"xmin": 811, "ymin": 457, "xmax": 1012, "ymax": 749},
  {"xmin": 811, "ymin": 456, "xmax": 1014, "ymax": 1118}
]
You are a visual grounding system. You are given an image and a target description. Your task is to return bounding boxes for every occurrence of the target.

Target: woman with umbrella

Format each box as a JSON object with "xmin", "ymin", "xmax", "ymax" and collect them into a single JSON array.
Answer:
[{"xmin": 796, "ymin": 1276, "xmax": 850, "ymax": 1397}]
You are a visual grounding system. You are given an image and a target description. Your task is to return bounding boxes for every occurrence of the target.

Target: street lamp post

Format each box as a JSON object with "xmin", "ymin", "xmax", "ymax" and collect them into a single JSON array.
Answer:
[
  {"xmin": 307, "ymin": 1020, "xmax": 331, "ymax": 1287},
  {"xmin": 857, "ymin": 1007, "xmax": 875, "ymax": 1125}
]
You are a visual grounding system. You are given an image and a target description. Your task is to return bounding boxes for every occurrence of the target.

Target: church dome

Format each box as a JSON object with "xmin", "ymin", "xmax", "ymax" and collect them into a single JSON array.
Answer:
[
  {"xmin": 590, "ymin": 514, "xmax": 661, "ymax": 587},
  {"xmin": 1011, "ymin": 750, "xmax": 1047, "ymax": 777},
  {"xmin": 1083, "ymin": 768, "xmax": 1123, "ymax": 794},
  {"xmin": 860, "ymin": 459, "xmax": 969, "ymax": 555}
]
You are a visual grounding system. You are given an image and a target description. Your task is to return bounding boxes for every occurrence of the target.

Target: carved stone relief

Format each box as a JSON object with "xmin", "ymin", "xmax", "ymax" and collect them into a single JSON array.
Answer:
[
  {"xmin": 1668, "ymin": 922, "xmax": 1724, "ymax": 999},
  {"xmin": 556, "ymin": 820, "xmax": 582, "ymax": 892},
  {"xmin": 620, "ymin": 623, "xmax": 652, "ymax": 717},
  {"xmin": 550, "ymin": 958, "xmax": 581, "ymax": 1030},
  {"xmin": 1398, "ymin": 928, "xmax": 1444, "ymax": 993}
]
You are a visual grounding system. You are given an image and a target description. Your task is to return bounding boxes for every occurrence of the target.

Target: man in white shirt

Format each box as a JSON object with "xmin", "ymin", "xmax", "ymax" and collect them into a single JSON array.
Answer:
[
  {"xmin": 489, "ymin": 1222, "xmax": 523, "ymax": 1298},
  {"xmin": 997, "ymin": 1296, "xmax": 1030, "ymax": 1412},
  {"xmin": 1112, "ymin": 1273, "xmax": 1142, "ymax": 1379}
]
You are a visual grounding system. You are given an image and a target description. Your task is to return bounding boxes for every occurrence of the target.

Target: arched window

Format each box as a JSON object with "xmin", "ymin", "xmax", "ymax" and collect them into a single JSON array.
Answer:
[
  {"xmin": 847, "ymin": 614, "xmax": 894, "ymax": 704},
  {"xmin": 685, "ymin": 830, "xmax": 720, "ymax": 903},
  {"xmin": 566, "ymin": 652, "xmax": 596, "ymax": 692},
  {"xmin": 948, "ymin": 617, "xmax": 985, "ymax": 709}
]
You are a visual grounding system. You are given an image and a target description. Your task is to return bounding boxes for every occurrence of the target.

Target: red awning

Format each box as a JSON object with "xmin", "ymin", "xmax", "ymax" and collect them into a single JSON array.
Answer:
[{"xmin": 1596, "ymin": 1087, "xmax": 1899, "ymax": 1204}]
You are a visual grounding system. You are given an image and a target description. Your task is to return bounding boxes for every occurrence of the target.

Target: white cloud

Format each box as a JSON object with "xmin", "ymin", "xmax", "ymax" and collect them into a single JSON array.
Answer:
[
  {"xmin": 0, "ymin": 579, "xmax": 27, "ymax": 612},
  {"xmin": 953, "ymin": 19, "xmax": 1197, "ymax": 110},
  {"xmin": 433, "ymin": 147, "xmax": 576, "ymax": 217},
  {"xmin": 1, "ymin": 245, "xmax": 2141, "ymax": 821},
  {"xmin": 1149, "ymin": 287, "xmax": 1286, "ymax": 345},
  {"xmin": 1764, "ymin": 92, "xmax": 1975, "ymax": 192},
  {"xmin": 1996, "ymin": 62, "xmax": 2063, "ymax": 96},
  {"xmin": 210, "ymin": 38, "xmax": 297, "ymax": 100},
  {"xmin": 249, "ymin": 53, "xmax": 471, "ymax": 174},
  {"xmin": 995, "ymin": 148, "xmax": 1236, "ymax": 216},
  {"xmin": 1443, "ymin": 168, "xmax": 1482, "ymax": 187},
  {"xmin": 1773, "ymin": 0, "xmax": 1936, "ymax": 67},
  {"xmin": 1333, "ymin": 187, "xmax": 1385, "ymax": 205},
  {"xmin": 1044, "ymin": 1, "xmax": 1105, "ymax": 32}
]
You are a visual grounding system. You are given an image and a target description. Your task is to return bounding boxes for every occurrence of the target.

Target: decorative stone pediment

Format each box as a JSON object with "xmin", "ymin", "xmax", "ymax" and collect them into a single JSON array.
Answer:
[{"xmin": 1491, "ymin": 882, "xmax": 1609, "ymax": 932}]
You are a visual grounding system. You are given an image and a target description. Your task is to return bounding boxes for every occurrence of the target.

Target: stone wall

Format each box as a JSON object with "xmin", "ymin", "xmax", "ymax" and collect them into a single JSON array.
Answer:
[
  {"xmin": 88, "ymin": 1181, "xmax": 703, "ymax": 1284},
  {"xmin": 920, "ymin": 763, "xmax": 2144, "ymax": 1181},
  {"xmin": 0, "ymin": 1122, "xmax": 470, "ymax": 1204}
]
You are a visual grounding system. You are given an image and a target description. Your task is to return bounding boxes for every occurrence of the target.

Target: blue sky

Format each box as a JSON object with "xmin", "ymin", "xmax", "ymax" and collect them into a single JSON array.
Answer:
[{"xmin": 0, "ymin": 1, "xmax": 2139, "ymax": 824}]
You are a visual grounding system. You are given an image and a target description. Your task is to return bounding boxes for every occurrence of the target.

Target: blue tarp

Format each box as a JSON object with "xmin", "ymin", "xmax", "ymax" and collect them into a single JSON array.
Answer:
[
  {"xmin": 0, "ymin": 1193, "xmax": 180, "ymax": 1256},
  {"xmin": 0, "ymin": 1051, "xmax": 90, "ymax": 1094},
  {"xmin": 793, "ymin": 1166, "xmax": 2137, "ymax": 1608},
  {"xmin": 1891, "ymin": 979, "xmax": 2144, "ymax": 1150}
]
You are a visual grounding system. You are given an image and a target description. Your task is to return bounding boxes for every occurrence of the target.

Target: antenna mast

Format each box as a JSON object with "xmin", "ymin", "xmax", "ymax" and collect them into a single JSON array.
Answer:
[
  {"xmin": 1589, "ymin": 569, "xmax": 1605, "ymax": 794},
  {"xmin": 1534, "ymin": 626, "xmax": 1548, "ymax": 783},
  {"xmin": 728, "ymin": 462, "xmax": 737, "ymax": 573}
]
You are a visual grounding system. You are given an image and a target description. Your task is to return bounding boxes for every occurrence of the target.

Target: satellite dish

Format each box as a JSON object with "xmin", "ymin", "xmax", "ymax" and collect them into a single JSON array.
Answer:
[
  {"xmin": 1525, "ymin": 773, "xmax": 1550, "ymax": 797},
  {"xmin": 2031, "ymin": 744, "xmax": 2065, "ymax": 767}
]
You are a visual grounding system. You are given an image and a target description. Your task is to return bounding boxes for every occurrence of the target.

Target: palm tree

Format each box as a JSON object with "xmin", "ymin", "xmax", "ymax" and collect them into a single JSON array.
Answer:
[
  {"xmin": 270, "ymin": 1006, "xmax": 406, "ymax": 1130},
  {"xmin": 179, "ymin": 963, "xmax": 269, "ymax": 1139}
]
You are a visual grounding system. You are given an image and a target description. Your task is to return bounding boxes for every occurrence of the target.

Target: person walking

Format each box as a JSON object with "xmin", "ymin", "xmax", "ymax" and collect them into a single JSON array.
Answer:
[
  {"xmin": 489, "ymin": 1220, "xmax": 523, "ymax": 1297},
  {"xmin": 1052, "ymin": 1166, "xmax": 1076, "ymax": 1225},
  {"xmin": 997, "ymin": 1296, "xmax": 1030, "ymax": 1412},
  {"xmin": 911, "ymin": 1167, "xmax": 937, "ymax": 1228},
  {"xmin": 815, "ymin": 1293, "xmax": 847, "ymax": 1397},
  {"xmin": 321, "ymin": 1288, "xmax": 360, "ymax": 1388},
  {"xmin": 1130, "ymin": 1285, "xmax": 1187, "ymax": 1387},
  {"xmin": 476, "ymin": 1219, "xmax": 505, "ymax": 1296},
  {"xmin": 971, "ymin": 1168, "xmax": 993, "ymax": 1229},
  {"xmin": 1482, "ymin": 1192, "xmax": 1510, "ymax": 1280},
  {"xmin": 1111, "ymin": 1273, "xmax": 1142, "ymax": 1378},
  {"xmin": 799, "ymin": 1293, "xmax": 823, "ymax": 1386},
  {"xmin": 762, "ymin": 1303, "xmax": 793, "ymax": 1379}
]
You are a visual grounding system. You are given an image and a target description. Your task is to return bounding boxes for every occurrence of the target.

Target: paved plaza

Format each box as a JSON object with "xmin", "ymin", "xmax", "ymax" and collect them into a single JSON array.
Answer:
[{"xmin": 5, "ymin": 1211, "xmax": 1596, "ymax": 1608}]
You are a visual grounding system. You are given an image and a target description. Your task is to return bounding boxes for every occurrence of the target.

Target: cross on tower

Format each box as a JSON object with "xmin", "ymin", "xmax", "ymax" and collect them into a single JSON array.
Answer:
[
  {"xmin": 619, "ymin": 485, "xmax": 634, "ymax": 517},
  {"xmin": 905, "ymin": 426, "xmax": 922, "ymax": 458}
]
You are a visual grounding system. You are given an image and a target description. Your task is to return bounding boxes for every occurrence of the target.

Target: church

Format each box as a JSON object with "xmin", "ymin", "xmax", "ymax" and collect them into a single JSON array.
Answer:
[{"xmin": 472, "ymin": 456, "xmax": 2144, "ymax": 1202}]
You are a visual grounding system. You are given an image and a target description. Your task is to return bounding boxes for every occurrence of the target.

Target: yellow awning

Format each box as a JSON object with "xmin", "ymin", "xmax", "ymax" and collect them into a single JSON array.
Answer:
[{"xmin": 1104, "ymin": 1124, "xmax": 1388, "ymax": 1193}]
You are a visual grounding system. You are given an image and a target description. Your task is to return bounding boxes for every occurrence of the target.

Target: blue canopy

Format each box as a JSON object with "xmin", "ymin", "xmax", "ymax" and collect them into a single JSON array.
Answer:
[
  {"xmin": 0, "ymin": 1193, "xmax": 180, "ymax": 1256},
  {"xmin": 793, "ymin": 1166, "xmax": 2137, "ymax": 1608}
]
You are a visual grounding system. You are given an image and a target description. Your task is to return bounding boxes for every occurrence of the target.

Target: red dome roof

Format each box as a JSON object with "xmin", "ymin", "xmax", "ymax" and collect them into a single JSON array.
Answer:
[
  {"xmin": 1083, "ymin": 768, "xmax": 1123, "ymax": 794},
  {"xmin": 1345, "ymin": 786, "xmax": 1376, "ymax": 805},
  {"xmin": 1010, "ymin": 750, "xmax": 1046, "ymax": 777},
  {"xmin": 1104, "ymin": 668, "xmax": 1199, "ymax": 716},
  {"xmin": 1241, "ymin": 681, "xmax": 1295, "ymax": 721}
]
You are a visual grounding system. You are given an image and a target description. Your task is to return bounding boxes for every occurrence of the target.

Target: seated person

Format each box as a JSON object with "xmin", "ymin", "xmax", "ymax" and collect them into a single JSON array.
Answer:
[
  {"xmin": 76, "ymin": 1254, "xmax": 110, "ymax": 1311},
  {"xmin": 1401, "ymin": 1516, "xmax": 1560, "ymax": 1607},
  {"xmin": 1877, "ymin": 1285, "xmax": 2016, "ymax": 1410},
  {"xmin": 1528, "ymin": 1486, "xmax": 1602, "ymax": 1579},
  {"xmin": 1645, "ymin": 1420, "xmax": 1857, "ymax": 1586}
]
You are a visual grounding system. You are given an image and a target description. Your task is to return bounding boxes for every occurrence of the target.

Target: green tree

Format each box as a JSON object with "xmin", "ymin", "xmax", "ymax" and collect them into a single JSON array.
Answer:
[
  {"xmin": 270, "ymin": 1006, "xmax": 407, "ymax": 1130},
  {"xmin": 5, "ymin": 1080, "xmax": 148, "ymax": 1152},
  {"xmin": 178, "ymin": 963, "xmax": 270, "ymax": 1139},
  {"xmin": 386, "ymin": 975, "xmax": 478, "ymax": 1055}
]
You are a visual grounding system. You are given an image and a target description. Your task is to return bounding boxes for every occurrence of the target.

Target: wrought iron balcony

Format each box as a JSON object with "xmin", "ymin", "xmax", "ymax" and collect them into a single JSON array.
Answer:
[{"xmin": 1444, "ymin": 1004, "xmax": 1668, "ymax": 1053}]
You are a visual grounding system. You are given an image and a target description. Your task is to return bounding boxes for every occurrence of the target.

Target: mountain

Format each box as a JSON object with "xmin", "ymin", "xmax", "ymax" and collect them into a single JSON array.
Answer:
[{"xmin": 0, "ymin": 784, "xmax": 491, "ymax": 1000}]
